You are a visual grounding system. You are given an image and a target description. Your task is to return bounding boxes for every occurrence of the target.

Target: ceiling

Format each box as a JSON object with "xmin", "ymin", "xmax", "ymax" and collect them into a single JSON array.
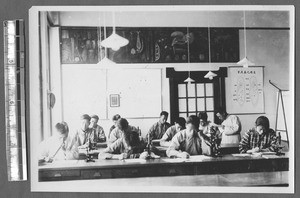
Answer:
[{"xmin": 46, "ymin": 7, "xmax": 290, "ymax": 28}]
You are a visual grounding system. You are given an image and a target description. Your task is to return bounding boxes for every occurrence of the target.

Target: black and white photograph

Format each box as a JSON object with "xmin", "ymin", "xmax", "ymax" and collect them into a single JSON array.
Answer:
[{"xmin": 29, "ymin": 5, "xmax": 294, "ymax": 193}]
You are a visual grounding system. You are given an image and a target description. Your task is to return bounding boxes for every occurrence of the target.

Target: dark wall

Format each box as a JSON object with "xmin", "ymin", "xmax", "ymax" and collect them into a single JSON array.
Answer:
[{"xmin": 0, "ymin": 0, "xmax": 299, "ymax": 198}]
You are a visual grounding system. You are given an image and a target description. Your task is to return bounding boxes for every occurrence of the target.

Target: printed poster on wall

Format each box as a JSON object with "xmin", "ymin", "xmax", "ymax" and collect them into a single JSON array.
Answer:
[{"xmin": 228, "ymin": 66, "xmax": 264, "ymax": 114}]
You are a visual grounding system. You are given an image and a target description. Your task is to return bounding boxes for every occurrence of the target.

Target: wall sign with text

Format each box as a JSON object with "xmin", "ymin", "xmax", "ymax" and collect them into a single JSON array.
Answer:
[{"xmin": 227, "ymin": 66, "xmax": 264, "ymax": 114}]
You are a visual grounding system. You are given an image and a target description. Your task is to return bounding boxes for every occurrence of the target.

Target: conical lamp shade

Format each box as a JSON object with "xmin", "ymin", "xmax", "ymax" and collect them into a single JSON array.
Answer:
[
  {"xmin": 100, "ymin": 32, "xmax": 129, "ymax": 51},
  {"xmin": 97, "ymin": 56, "xmax": 117, "ymax": 68},
  {"xmin": 184, "ymin": 77, "xmax": 195, "ymax": 84},
  {"xmin": 237, "ymin": 57, "xmax": 255, "ymax": 68},
  {"xmin": 204, "ymin": 71, "xmax": 217, "ymax": 80}
]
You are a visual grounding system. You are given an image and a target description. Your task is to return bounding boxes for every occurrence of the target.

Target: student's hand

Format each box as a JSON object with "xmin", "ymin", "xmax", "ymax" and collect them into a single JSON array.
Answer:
[
  {"xmin": 44, "ymin": 156, "xmax": 53, "ymax": 163},
  {"xmin": 150, "ymin": 152, "xmax": 160, "ymax": 159},
  {"xmin": 253, "ymin": 147, "xmax": 260, "ymax": 153},
  {"xmin": 139, "ymin": 151, "xmax": 150, "ymax": 159},
  {"xmin": 118, "ymin": 153, "xmax": 128, "ymax": 160},
  {"xmin": 78, "ymin": 145, "xmax": 88, "ymax": 149},
  {"xmin": 246, "ymin": 149, "xmax": 253, "ymax": 154},
  {"xmin": 98, "ymin": 153, "xmax": 113, "ymax": 160},
  {"xmin": 246, "ymin": 147, "xmax": 260, "ymax": 154},
  {"xmin": 177, "ymin": 152, "xmax": 190, "ymax": 159}
]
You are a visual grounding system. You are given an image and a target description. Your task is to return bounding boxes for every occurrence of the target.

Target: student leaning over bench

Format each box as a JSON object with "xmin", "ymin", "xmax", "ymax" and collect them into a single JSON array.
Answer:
[
  {"xmin": 166, "ymin": 115, "xmax": 204, "ymax": 158},
  {"xmin": 38, "ymin": 122, "xmax": 79, "ymax": 162},
  {"xmin": 98, "ymin": 119, "xmax": 145, "ymax": 160},
  {"xmin": 239, "ymin": 116, "xmax": 279, "ymax": 154}
]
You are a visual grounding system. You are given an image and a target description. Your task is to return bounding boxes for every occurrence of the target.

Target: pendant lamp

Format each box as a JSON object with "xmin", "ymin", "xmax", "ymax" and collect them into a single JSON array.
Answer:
[
  {"xmin": 97, "ymin": 12, "xmax": 116, "ymax": 68},
  {"xmin": 237, "ymin": 10, "xmax": 255, "ymax": 68},
  {"xmin": 184, "ymin": 27, "xmax": 195, "ymax": 85},
  {"xmin": 100, "ymin": 11, "xmax": 129, "ymax": 51},
  {"xmin": 204, "ymin": 23, "xmax": 217, "ymax": 80}
]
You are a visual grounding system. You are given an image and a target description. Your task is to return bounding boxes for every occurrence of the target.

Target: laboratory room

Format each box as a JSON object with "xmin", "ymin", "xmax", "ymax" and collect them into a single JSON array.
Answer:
[{"xmin": 30, "ymin": 6, "xmax": 293, "ymax": 189}]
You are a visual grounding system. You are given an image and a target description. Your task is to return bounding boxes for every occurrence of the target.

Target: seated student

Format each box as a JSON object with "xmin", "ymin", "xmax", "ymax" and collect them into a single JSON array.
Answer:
[
  {"xmin": 216, "ymin": 108, "xmax": 241, "ymax": 145},
  {"xmin": 166, "ymin": 115, "xmax": 203, "ymax": 158},
  {"xmin": 239, "ymin": 116, "xmax": 279, "ymax": 154},
  {"xmin": 89, "ymin": 115, "xmax": 106, "ymax": 143},
  {"xmin": 160, "ymin": 117, "xmax": 186, "ymax": 147},
  {"xmin": 108, "ymin": 118, "xmax": 138, "ymax": 145},
  {"xmin": 72, "ymin": 114, "xmax": 92, "ymax": 148},
  {"xmin": 198, "ymin": 112, "xmax": 215, "ymax": 136},
  {"xmin": 108, "ymin": 114, "xmax": 121, "ymax": 140},
  {"xmin": 99, "ymin": 121, "xmax": 145, "ymax": 160},
  {"xmin": 147, "ymin": 111, "xmax": 171, "ymax": 140},
  {"xmin": 39, "ymin": 122, "xmax": 79, "ymax": 162}
]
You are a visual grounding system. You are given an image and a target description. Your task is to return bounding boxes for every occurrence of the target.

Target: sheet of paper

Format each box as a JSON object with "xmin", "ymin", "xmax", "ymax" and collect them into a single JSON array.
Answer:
[
  {"xmin": 162, "ymin": 158, "xmax": 187, "ymax": 163},
  {"xmin": 124, "ymin": 158, "xmax": 147, "ymax": 163},
  {"xmin": 231, "ymin": 153, "xmax": 252, "ymax": 157},
  {"xmin": 187, "ymin": 155, "xmax": 213, "ymax": 161}
]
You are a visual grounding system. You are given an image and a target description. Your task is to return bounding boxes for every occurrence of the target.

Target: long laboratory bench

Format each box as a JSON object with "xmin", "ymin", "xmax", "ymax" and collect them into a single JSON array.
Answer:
[{"xmin": 39, "ymin": 153, "xmax": 289, "ymax": 182}]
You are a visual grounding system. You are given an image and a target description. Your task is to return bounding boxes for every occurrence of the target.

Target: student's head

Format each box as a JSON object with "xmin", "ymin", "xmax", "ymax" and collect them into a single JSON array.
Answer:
[
  {"xmin": 55, "ymin": 122, "xmax": 69, "ymax": 141},
  {"xmin": 116, "ymin": 118, "xmax": 129, "ymax": 131},
  {"xmin": 80, "ymin": 114, "xmax": 91, "ymax": 131},
  {"xmin": 112, "ymin": 114, "xmax": 121, "ymax": 126},
  {"xmin": 186, "ymin": 115, "xmax": 200, "ymax": 131},
  {"xmin": 90, "ymin": 115, "xmax": 99, "ymax": 128},
  {"xmin": 174, "ymin": 117, "xmax": 186, "ymax": 131},
  {"xmin": 255, "ymin": 116, "xmax": 270, "ymax": 135},
  {"xmin": 198, "ymin": 112, "xmax": 208, "ymax": 126},
  {"xmin": 216, "ymin": 108, "xmax": 228, "ymax": 122},
  {"xmin": 159, "ymin": 111, "xmax": 169, "ymax": 124}
]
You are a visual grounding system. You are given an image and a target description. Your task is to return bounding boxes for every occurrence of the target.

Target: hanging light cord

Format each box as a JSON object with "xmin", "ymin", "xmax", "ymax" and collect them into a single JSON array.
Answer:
[
  {"xmin": 243, "ymin": 10, "xmax": 247, "ymax": 57},
  {"xmin": 187, "ymin": 27, "xmax": 191, "ymax": 78},
  {"xmin": 208, "ymin": 23, "xmax": 211, "ymax": 64},
  {"xmin": 103, "ymin": 12, "xmax": 107, "ymax": 58},
  {"xmin": 112, "ymin": 11, "xmax": 116, "ymax": 33},
  {"xmin": 98, "ymin": 13, "xmax": 102, "ymax": 60}
]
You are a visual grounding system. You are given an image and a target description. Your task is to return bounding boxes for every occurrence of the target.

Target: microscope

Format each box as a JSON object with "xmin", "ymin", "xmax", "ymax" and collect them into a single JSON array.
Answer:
[
  {"xmin": 276, "ymin": 132, "xmax": 285, "ymax": 156},
  {"xmin": 85, "ymin": 140, "xmax": 96, "ymax": 162},
  {"xmin": 142, "ymin": 134, "xmax": 160, "ymax": 159},
  {"xmin": 202, "ymin": 126, "xmax": 221, "ymax": 157}
]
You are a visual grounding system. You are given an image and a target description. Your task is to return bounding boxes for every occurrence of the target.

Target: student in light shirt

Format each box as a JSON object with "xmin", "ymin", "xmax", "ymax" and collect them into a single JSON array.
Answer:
[
  {"xmin": 239, "ymin": 116, "xmax": 278, "ymax": 154},
  {"xmin": 38, "ymin": 122, "xmax": 79, "ymax": 162},
  {"xmin": 160, "ymin": 117, "xmax": 186, "ymax": 147},
  {"xmin": 89, "ymin": 115, "xmax": 106, "ymax": 143},
  {"xmin": 108, "ymin": 114, "xmax": 121, "ymax": 140},
  {"xmin": 216, "ymin": 108, "xmax": 241, "ymax": 145},
  {"xmin": 147, "ymin": 111, "xmax": 171, "ymax": 140},
  {"xmin": 73, "ymin": 114, "xmax": 93, "ymax": 148},
  {"xmin": 99, "ymin": 120, "xmax": 145, "ymax": 160},
  {"xmin": 166, "ymin": 115, "xmax": 203, "ymax": 158},
  {"xmin": 108, "ymin": 118, "xmax": 138, "ymax": 145}
]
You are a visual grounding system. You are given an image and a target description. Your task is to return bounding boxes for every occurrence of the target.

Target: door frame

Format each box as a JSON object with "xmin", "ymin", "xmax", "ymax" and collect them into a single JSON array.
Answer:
[{"xmin": 166, "ymin": 67, "xmax": 227, "ymax": 124}]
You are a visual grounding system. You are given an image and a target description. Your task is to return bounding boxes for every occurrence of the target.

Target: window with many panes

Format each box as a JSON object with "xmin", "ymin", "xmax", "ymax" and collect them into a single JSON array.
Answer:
[{"xmin": 178, "ymin": 82, "xmax": 215, "ymax": 122}]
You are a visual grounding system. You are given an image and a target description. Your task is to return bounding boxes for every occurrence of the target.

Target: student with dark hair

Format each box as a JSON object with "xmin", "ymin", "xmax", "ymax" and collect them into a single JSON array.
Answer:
[
  {"xmin": 108, "ymin": 114, "xmax": 121, "ymax": 139},
  {"xmin": 39, "ymin": 122, "xmax": 79, "ymax": 162},
  {"xmin": 147, "ymin": 111, "xmax": 171, "ymax": 140},
  {"xmin": 160, "ymin": 117, "xmax": 186, "ymax": 147},
  {"xmin": 215, "ymin": 108, "xmax": 241, "ymax": 145},
  {"xmin": 166, "ymin": 115, "xmax": 203, "ymax": 158},
  {"xmin": 99, "ymin": 119, "xmax": 145, "ymax": 160},
  {"xmin": 198, "ymin": 112, "xmax": 214, "ymax": 136},
  {"xmin": 73, "ymin": 114, "xmax": 93, "ymax": 148},
  {"xmin": 89, "ymin": 114, "xmax": 106, "ymax": 143},
  {"xmin": 239, "ymin": 116, "xmax": 278, "ymax": 154},
  {"xmin": 108, "ymin": 118, "xmax": 138, "ymax": 145}
]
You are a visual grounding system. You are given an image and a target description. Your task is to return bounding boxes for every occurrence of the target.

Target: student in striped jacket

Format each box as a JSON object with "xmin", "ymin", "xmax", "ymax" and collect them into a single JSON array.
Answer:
[{"xmin": 239, "ymin": 116, "xmax": 279, "ymax": 154}]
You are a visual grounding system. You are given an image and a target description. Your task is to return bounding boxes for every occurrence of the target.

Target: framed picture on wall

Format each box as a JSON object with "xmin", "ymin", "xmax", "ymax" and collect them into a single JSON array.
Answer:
[{"xmin": 110, "ymin": 94, "xmax": 120, "ymax": 107}]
